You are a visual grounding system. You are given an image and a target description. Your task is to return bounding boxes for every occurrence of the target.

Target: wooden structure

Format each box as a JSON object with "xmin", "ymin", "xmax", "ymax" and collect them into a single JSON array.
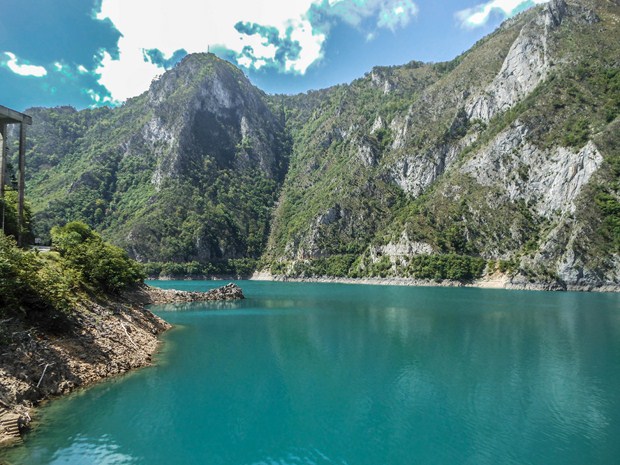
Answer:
[{"xmin": 0, "ymin": 105, "xmax": 32, "ymax": 246}]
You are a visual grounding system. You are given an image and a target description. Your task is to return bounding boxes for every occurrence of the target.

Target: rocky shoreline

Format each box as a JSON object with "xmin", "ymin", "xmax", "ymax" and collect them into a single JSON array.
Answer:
[
  {"xmin": 0, "ymin": 283, "xmax": 244, "ymax": 448},
  {"xmin": 250, "ymin": 271, "xmax": 620, "ymax": 293}
]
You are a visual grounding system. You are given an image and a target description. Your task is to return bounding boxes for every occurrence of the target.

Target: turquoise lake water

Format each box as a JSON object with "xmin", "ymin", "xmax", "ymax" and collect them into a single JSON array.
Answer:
[{"xmin": 2, "ymin": 281, "xmax": 620, "ymax": 464}]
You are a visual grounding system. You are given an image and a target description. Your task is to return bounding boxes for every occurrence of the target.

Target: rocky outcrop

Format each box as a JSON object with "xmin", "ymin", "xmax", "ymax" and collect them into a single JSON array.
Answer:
[
  {"xmin": 466, "ymin": 0, "xmax": 566, "ymax": 121},
  {"xmin": 388, "ymin": 141, "xmax": 466, "ymax": 196},
  {"xmin": 138, "ymin": 283, "xmax": 244, "ymax": 304},
  {"xmin": 466, "ymin": 0, "xmax": 601, "ymax": 122},
  {"xmin": 461, "ymin": 124, "xmax": 603, "ymax": 217},
  {"xmin": 369, "ymin": 232, "xmax": 434, "ymax": 266},
  {"xmin": 148, "ymin": 54, "xmax": 287, "ymax": 186}
]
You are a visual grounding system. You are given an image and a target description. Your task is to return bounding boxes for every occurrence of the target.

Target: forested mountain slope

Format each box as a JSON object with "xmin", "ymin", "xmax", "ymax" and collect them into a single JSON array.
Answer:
[
  {"xmin": 17, "ymin": 0, "xmax": 620, "ymax": 288},
  {"xmin": 22, "ymin": 54, "xmax": 289, "ymax": 264},
  {"xmin": 266, "ymin": 0, "xmax": 620, "ymax": 288}
]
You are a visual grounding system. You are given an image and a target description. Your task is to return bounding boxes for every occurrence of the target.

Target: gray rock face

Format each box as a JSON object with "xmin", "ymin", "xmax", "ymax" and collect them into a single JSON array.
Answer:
[
  {"xmin": 354, "ymin": 137, "xmax": 380, "ymax": 167},
  {"xmin": 370, "ymin": 68, "xmax": 393, "ymax": 94},
  {"xmin": 466, "ymin": 0, "xmax": 598, "ymax": 123},
  {"xmin": 146, "ymin": 54, "xmax": 287, "ymax": 187},
  {"xmin": 370, "ymin": 232, "xmax": 434, "ymax": 266},
  {"xmin": 466, "ymin": 1, "xmax": 563, "ymax": 121},
  {"xmin": 389, "ymin": 142, "xmax": 465, "ymax": 197},
  {"xmin": 461, "ymin": 125, "xmax": 603, "ymax": 217},
  {"xmin": 389, "ymin": 113, "xmax": 411, "ymax": 150},
  {"xmin": 519, "ymin": 215, "xmax": 620, "ymax": 288},
  {"xmin": 288, "ymin": 205, "xmax": 349, "ymax": 259}
]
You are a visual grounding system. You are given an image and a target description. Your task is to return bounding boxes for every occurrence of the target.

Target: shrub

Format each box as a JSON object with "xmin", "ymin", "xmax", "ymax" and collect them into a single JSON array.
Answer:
[
  {"xmin": 51, "ymin": 222, "xmax": 144, "ymax": 294},
  {"xmin": 0, "ymin": 231, "xmax": 76, "ymax": 326}
]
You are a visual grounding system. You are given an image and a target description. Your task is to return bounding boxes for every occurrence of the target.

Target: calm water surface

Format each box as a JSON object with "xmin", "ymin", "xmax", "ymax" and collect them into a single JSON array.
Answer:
[{"xmin": 2, "ymin": 281, "xmax": 620, "ymax": 464}]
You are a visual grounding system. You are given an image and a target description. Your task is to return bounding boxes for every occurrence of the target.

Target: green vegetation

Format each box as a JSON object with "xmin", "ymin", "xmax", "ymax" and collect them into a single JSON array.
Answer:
[
  {"xmin": 0, "ymin": 222, "xmax": 143, "ymax": 330},
  {"xmin": 143, "ymin": 258, "xmax": 258, "ymax": 278},
  {"xmin": 591, "ymin": 122, "xmax": 620, "ymax": 254},
  {"xmin": 0, "ymin": 231, "xmax": 76, "ymax": 322},
  {"xmin": 267, "ymin": 253, "xmax": 485, "ymax": 282},
  {"xmin": 352, "ymin": 253, "xmax": 486, "ymax": 281},
  {"xmin": 0, "ymin": 187, "xmax": 33, "ymax": 243},
  {"xmin": 406, "ymin": 254, "xmax": 486, "ymax": 281},
  {"xmin": 51, "ymin": 222, "xmax": 144, "ymax": 294},
  {"xmin": 21, "ymin": 54, "xmax": 289, "ymax": 262},
  {"xmin": 282, "ymin": 254, "xmax": 358, "ymax": 278}
]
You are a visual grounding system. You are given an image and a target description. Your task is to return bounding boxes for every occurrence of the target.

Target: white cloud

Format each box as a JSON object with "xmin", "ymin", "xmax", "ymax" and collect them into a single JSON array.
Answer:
[
  {"xmin": 95, "ymin": 0, "xmax": 325, "ymax": 102},
  {"xmin": 286, "ymin": 19, "xmax": 325, "ymax": 73},
  {"xmin": 323, "ymin": 0, "xmax": 418, "ymax": 29},
  {"xmin": 95, "ymin": 39, "xmax": 163, "ymax": 103},
  {"xmin": 377, "ymin": 0, "xmax": 419, "ymax": 30},
  {"xmin": 94, "ymin": 0, "xmax": 418, "ymax": 102},
  {"xmin": 2, "ymin": 52, "xmax": 47, "ymax": 77},
  {"xmin": 456, "ymin": 0, "xmax": 549, "ymax": 28}
]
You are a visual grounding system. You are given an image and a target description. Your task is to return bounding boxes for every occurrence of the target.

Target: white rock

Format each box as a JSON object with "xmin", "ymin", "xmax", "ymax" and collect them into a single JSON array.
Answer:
[{"xmin": 461, "ymin": 124, "xmax": 603, "ymax": 217}]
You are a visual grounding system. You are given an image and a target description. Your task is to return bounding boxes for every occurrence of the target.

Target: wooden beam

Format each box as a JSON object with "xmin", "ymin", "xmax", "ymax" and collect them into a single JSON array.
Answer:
[
  {"xmin": 0, "ymin": 105, "xmax": 32, "ymax": 125},
  {"xmin": 17, "ymin": 123, "xmax": 26, "ymax": 246},
  {"xmin": 0, "ymin": 124, "xmax": 5, "ymax": 235},
  {"xmin": 0, "ymin": 123, "xmax": 6, "ymax": 200}
]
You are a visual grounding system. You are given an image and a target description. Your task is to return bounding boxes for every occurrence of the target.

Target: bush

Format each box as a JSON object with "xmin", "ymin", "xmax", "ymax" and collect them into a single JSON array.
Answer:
[
  {"xmin": 142, "ymin": 258, "xmax": 259, "ymax": 278},
  {"xmin": 0, "ymin": 188, "xmax": 34, "ymax": 243},
  {"xmin": 498, "ymin": 259, "xmax": 519, "ymax": 274},
  {"xmin": 51, "ymin": 222, "xmax": 144, "ymax": 294},
  {"xmin": 0, "ymin": 231, "xmax": 76, "ymax": 325}
]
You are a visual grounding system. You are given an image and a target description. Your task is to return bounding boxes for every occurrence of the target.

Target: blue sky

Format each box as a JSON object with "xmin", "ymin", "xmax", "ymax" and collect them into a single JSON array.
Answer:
[{"xmin": 0, "ymin": 0, "xmax": 548, "ymax": 111}]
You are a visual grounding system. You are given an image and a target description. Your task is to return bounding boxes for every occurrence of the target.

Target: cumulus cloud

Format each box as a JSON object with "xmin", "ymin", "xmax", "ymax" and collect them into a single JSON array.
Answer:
[
  {"xmin": 312, "ymin": 0, "xmax": 418, "ymax": 30},
  {"xmin": 377, "ymin": 1, "xmax": 419, "ymax": 30},
  {"xmin": 1, "ymin": 52, "xmax": 48, "ymax": 77},
  {"xmin": 94, "ymin": 0, "xmax": 325, "ymax": 102},
  {"xmin": 234, "ymin": 20, "xmax": 320, "ymax": 73},
  {"xmin": 94, "ymin": 0, "xmax": 418, "ymax": 102},
  {"xmin": 456, "ymin": 0, "xmax": 549, "ymax": 28}
]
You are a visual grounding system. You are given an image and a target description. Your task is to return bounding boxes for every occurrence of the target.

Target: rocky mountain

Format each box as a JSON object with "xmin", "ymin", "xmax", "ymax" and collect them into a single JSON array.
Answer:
[
  {"xmin": 16, "ymin": 0, "xmax": 620, "ymax": 289},
  {"xmin": 22, "ymin": 54, "xmax": 290, "ymax": 264}
]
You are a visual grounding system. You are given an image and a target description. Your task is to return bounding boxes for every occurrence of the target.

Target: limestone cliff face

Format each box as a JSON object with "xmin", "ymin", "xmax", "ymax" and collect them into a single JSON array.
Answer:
[
  {"xmin": 147, "ymin": 54, "xmax": 286, "ymax": 187},
  {"xmin": 461, "ymin": 126, "xmax": 603, "ymax": 217},
  {"xmin": 466, "ymin": 1, "xmax": 559, "ymax": 121},
  {"xmin": 266, "ymin": 0, "xmax": 620, "ymax": 288}
]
